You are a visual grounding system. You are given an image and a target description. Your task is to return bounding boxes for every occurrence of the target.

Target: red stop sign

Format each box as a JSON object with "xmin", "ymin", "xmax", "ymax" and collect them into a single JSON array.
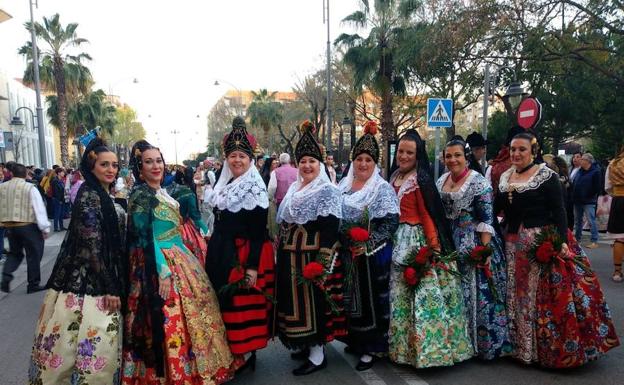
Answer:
[{"xmin": 516, "ymin": 98, "xmax": 542, "ymax": 129}]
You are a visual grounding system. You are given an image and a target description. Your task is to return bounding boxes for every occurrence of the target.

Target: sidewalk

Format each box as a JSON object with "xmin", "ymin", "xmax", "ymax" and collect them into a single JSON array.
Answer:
[{"xmin": 0, "ymin": 229, "xmax": 66, "ymax": 301}]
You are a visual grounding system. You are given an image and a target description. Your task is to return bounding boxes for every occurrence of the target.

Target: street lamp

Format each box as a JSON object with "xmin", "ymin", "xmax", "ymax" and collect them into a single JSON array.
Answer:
[
  {"xmin": 10, "ymin": 106, "xmax": 47, "ymax": 167},
  {"xmin": 214, "ymin": 79, "xmax": 243, "ymax": 115},
  {"xmin": 341, "ymin": 116, "xmax": 353, "ymax": 147},
  {"xmin": 503, "ymin": 82, "xmax": 527, "ymax": 112}
]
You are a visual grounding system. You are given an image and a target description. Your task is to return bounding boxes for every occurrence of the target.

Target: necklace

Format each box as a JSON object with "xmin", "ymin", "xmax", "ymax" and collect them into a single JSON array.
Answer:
[
  {"xmin": 515, "ymin": 162, "xmax": 534, "ymax": 174},
  {"xmin": 450, "ymin": 168, "xmax": 469, "ymax": 189}
]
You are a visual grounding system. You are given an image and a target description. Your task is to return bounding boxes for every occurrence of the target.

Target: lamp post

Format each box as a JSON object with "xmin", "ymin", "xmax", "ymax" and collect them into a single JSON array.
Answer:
[
  {"xmin": 27, "ymin": 0, "xmax": 48, "ymax": 169},
  {"xmin": 214, "ymin": 79, "xmax": 243, "ymax": 115},
  {"xmin": 323, "ymin": 0, "xmax": 332, "ymax": 152},
  {"xmin": 10, "ymin": 106, "xmax": 46, "ymax": 167}
]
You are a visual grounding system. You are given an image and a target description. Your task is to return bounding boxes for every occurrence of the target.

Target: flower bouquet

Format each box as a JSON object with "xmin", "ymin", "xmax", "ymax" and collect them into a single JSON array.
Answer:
[
  {"xmin": 463, "ymin": 245, "xmax": 498, "ymax": 300},
  {"xmin": 403, "ymin": 246, "xmax": 460, "ymax": 290},
  {"xmin": 298, "ymin": 252, "xmax": 340, "ymax": 314},
  {"xmin": 528, "ymin": 227, "xmax": 590, "ymax": 273}
]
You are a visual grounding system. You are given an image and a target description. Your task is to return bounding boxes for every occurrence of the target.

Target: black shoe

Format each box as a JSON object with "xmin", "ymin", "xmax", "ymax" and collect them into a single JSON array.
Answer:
[
  {"xmin": 292, "ymin": 358, "xmax": 327, "ymax": 376},
  {"xmin": 290, "ymin": 348, "xmax": 310, "ymax": 360},
  {"xmin": 236, "ymin": 351, "xmax": 256, "ymax": 373},
  {"xmin": 0, "ymin": 281, "xmax": 9, "ymax": 293},
  {"xmin": 355, "ymin": 357, "xmax": 375, "ymax": 371},
  {"xmin": 27, "ymin": 285, "xmax": 46, "ymax": 294}
]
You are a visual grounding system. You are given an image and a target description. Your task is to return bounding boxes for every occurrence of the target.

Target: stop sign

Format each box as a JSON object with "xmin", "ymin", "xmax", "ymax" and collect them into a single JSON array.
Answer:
[{"xmin": 516, "ymin": 97, "xmax": 542, "ymax": 130}]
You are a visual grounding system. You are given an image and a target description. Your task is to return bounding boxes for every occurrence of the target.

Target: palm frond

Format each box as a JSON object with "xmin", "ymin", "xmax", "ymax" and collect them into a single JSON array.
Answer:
[
  {"xmin": 334, "ymin": 33, "xmax": 364, "ymax": 47},
  {"xmin": 341, "ymin": 11, "xmax": 367, "ymax": 28}
]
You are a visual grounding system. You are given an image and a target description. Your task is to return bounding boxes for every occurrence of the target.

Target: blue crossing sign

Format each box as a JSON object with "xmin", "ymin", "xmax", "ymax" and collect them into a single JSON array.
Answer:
[{"xmin": 427, "ymin": 98, "xmax": 453, "ymax": 128}]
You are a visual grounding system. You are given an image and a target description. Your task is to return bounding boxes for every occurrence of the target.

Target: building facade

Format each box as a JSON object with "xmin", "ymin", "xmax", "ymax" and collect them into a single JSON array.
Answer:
[{"xmin": 0, "ymin": 71, "xmax": 56, "ymax": 167}]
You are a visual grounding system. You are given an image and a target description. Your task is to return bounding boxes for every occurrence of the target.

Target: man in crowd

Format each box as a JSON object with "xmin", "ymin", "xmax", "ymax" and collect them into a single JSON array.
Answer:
[
  {"xmin": 325, "ymin": 154, "xmax": 337, "ymax": 184},
  {"xmin": 0, "ymin": 163, "xmax": 50, "ymax": 294},
  {"xmin": 572, "ymin": 153, "xmax": 602, "ymax": 249},
  {"xmin": 466, "ymin": 131, "xmax": 489, "ymax": 175},
  {"xmin": 268, "ymin": 153, "xmax": 298, "ymax": 209}
]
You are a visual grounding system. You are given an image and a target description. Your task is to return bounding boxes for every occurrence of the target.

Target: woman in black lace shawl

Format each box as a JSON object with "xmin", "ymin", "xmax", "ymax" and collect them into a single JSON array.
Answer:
[{"xmin": 28, "ymin": 137, "xmax": 126, "ymax": 384}]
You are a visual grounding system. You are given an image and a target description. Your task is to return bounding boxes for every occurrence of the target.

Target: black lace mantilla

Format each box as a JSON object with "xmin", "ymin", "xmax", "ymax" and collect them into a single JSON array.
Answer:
[{"xmin": 47, "ymin": 184, "xmax": 126, "ymax": 297}]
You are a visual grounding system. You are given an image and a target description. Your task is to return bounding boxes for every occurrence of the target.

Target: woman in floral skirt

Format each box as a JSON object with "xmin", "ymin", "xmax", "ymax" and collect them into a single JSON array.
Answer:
[
  {"xmin": 29, "ymin": 137, "xmax": 126, "ymax": 384},
  {"xmin": 495, "ymin": 132, "xmax": 619, "ymax": 368},
  {"xmin": 388, "ymin": 129, "xmax": 473, "ymax": 368},
  {"xmin": 437, "ymin": 138, "xmax": 512, "ymax": 360},
  {"xmin": 122, "ymin": 140, "xmax": 234, "ymax": 384}
]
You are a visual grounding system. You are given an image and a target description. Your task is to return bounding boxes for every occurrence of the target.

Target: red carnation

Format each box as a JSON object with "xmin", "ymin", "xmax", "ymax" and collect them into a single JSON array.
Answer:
[
  {"xmin": 403, "ymin": 267, "xmax": 419, "ymax": 286},
  {"xmin": 470, "ymin": 245, "xmax": 492, "ymax": 262},
  {"xmin": 415, "ymin": 246, "xmax": 433, "ymax": 265},
  {"xmin": 536, "ymin": 241, "xmax": 556, "ymax": 264},
  {"xmin": 348, "ymin": 227, "xmax": 370, "ymax": 242},
  {"xmin": 227, "ymin": 267, "xmax": 245, "ymax": 284},
  {"xmin": 234, "ymin": 238, "xmax": 247, "ymax": 248},
  {"xmin": 303, "ymin": 262, "xmax": 325, "ymax": 280}
]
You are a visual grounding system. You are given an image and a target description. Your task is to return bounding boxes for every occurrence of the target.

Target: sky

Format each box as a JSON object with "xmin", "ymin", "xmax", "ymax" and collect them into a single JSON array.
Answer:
[{"xmin": 0, "ymin": 0, "xmax": 359, "ymax": 162}]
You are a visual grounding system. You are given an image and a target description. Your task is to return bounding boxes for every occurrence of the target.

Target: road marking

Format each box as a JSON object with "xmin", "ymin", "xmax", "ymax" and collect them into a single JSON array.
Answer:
[{"xmin": 330, "ymin": 341, "xmax": 429, "ymax": 385}]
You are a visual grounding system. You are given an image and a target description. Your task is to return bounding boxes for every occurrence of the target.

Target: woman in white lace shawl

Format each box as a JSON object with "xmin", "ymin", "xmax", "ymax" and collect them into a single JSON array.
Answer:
[
  {"xmin": 337, "ymin": 121, "xmax": 399, "ymax": 371},
  {"xmin": 275, "ymin": 121, "xmax": 344, "ymax": 376}
]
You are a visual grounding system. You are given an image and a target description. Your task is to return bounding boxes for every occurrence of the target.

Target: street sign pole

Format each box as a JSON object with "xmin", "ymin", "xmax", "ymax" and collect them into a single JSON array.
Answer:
[{"xmin": 434, "ymin": 127, "xmax": 441, "ymax": 180}]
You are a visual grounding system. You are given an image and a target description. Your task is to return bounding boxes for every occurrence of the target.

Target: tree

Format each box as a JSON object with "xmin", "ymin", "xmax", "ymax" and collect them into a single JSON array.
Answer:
[
  {"xmin": 335, "ymin": 0, "xmax": 421, "ymax": 166},
  {"xmin": 246, "ymin": 89, "xmax": 283, "ymax": 152},
  {"xmin": 19, "ymin": 13, "xmax": 93, "ymax": 166},
  {"xmin": 108, "ymin": 104, "xmax": 146, "ymax": 164}
]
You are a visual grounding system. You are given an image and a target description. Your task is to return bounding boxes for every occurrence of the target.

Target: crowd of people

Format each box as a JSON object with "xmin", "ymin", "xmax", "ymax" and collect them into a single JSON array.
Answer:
[{"xmin": 0, "ymin": 116, "xmax": 620, "ymax": 384}]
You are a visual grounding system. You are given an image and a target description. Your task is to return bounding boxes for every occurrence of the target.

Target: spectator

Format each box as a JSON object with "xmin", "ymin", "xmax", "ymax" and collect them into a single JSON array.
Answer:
[
  {"xmin": 260, "ymin": 156, "xmax": 277, "ymax": 186},
  {"xmin": 325, "ymin": 154, "xmax": 338, "ymax": 184},
  {"xmin": 466, "ymin": 131, "xmax": 489, "ymax": 175},
  {"xmin": 570, "ymin": 152, "xmax": 583, "ymax": 182},
  {"xmin": 268, "ymin": 153, "xmax": 298, "ymax": 209},
  {"xmin": 0, "ymin": 163, "xmax": 50, "ymax": 294},
  {"xmin": 572, "ymin": 153, "xmax": 601, "ymax": 248},
  {"xmin": 256, "ymin": 154, "xmax": 266, "ymax": 172},
  {"xmin": 553, "ymin": 156, "xmax": 574, "ymax": 230},
  {"xmin": 50, "ymin": 168, "xmax": 67, "ymax": 232},
  {"xmin": 69, "ymin": 170, "xmax": 84, "ymax": 204}
]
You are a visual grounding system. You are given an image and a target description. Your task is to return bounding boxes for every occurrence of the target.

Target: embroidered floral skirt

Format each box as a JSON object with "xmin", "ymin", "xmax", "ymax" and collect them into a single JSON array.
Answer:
[
  {"xmin": 29, "ymin": 290, "xmax": 122, "ymax": 385},
  {"xmin": 388, "ymin": 223, "xmax": 473, "ymax": 368},
  {"xmin": 450, "ymin": 220, "xmax": 512, "ymax": 360},
  {"xmin": 180, "ymin": 218, "xmax": 207, "ymax": 266},
  {"xmin": 122, "ymin": 245, "xmax": 234, "ymax": 385},
  {"xmin": 505, "ymin": 226, "xmax": 620, "ymax": 368}
]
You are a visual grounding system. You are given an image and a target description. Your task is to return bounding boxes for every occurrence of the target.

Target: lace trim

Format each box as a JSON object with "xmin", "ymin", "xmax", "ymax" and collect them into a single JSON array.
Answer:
[
  {"xmin": 499, "ymin": 163, "xmax": 555, "ymax": 194},
  {"xmin": 342, "ymin": 180, "xmax": 400, "ymax": 221},
  {"xmin": 211, "ymin": 162, "xmax": 269, "ymax": 213},
  {"xmin": 437, "ymin": 171, "xmax": 490, "ymax": 219},
  {"xmin": 277, "ymin": 181, "xmax": 342, "ymax": 225},
  {"xmin": 390, "ymin": 170, "xmax": 419, "ymax": 203}
]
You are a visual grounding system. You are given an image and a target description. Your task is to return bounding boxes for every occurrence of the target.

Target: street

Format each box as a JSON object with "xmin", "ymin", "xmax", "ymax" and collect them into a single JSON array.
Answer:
[{"xmin": 0, "ymin": 232, "xmax": 622, "ymax": 385}]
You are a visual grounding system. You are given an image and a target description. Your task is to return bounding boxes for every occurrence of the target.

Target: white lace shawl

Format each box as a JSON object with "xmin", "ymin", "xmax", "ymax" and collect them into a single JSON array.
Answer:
[
  {"xmin": 338, "ymin": 165, "xmax": 400, "ymax": 221},
  {"xmin": 389, "ymin": 170, "xmax": 419, "ymax": 204},
  {"xmin": 436, "ymin": 170, "xmax": 495, "ymax": 234},
  {"xmin": 209, "ymin": 160, "xmax": 269, "ymax": 213},
  {"xmin": 276, "ymin": 164, "xmax": 342, "ymax": 224},
  {"xmin": 498, "ymin": 163, "xmax": 556, "ymax": 194}
]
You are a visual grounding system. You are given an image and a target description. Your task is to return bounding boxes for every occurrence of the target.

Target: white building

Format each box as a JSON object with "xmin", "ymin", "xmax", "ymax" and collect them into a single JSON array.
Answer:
[{"xmin": 0, "ymin": 70, "xmax": 56, "ymax": 167}]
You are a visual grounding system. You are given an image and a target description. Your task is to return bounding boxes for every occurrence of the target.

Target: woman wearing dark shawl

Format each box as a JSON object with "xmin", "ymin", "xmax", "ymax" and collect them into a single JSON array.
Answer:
[
  {"xmin": 28, "ymin": 137, "xmax": 126, "ymax": 384},
  {"xmin": 388, "ymin": 129, "xmax": 472, "ymax": 368},
  {"xmin": 121, "ymin": 140, "xmax": 234, "ymax": 384}
]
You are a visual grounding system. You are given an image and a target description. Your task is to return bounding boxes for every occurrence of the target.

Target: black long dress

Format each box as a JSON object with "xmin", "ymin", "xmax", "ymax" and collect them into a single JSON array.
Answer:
[
  {"xmin": 276, "ymin": 215, "xmax": 346, "ymax": 349},
  {"xmin": 207, "ymin": 206, "xmax": 275, "ymax": 355}
]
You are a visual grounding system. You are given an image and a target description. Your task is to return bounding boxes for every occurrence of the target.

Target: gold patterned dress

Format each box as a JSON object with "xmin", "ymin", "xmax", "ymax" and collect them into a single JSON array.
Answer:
[{"xmin": 122, "ymin": 185, "xmax": 233, "ymax": 384}]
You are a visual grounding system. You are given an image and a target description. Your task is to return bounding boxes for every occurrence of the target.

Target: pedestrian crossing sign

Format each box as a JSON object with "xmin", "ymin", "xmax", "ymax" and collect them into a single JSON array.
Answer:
[{"xmin": 427, "ymin": 98, "xmax": 453, "ymax": 128}]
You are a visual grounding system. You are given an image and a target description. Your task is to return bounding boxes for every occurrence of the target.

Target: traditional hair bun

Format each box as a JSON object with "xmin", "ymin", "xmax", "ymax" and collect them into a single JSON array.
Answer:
[
  {"xmin": 299, "ymin": 120, "xmax": 316, "ymax": 135},
  {"xmin": 363, "ymin": 120, "xmax": 378, "ymax": 135}
]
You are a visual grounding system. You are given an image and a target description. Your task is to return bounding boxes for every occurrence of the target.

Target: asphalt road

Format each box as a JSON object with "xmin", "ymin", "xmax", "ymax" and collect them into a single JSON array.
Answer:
[{"xmin": 0, "ymin": 232, "xmax": 621, "ymax": 385}]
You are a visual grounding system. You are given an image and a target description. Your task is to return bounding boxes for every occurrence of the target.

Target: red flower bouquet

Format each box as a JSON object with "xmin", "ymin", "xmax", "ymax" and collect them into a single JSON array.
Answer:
[
  {"xmin": 528, "ymin": 227, "xmax": 590, "ymax": 273},
  {"xmin": 402, "ymin": 246, "xmax": 459, "ymax": 290},
  {"xmin": 463, "ymin": 245, "xmax": 498, "ymax": 300},
  {"xmin": 298, "ymin": 254, "xmax": 340, "ymax": 314},
  {"xmin": 348, "ymin": 227, "xmax": 370, "ymax": 243}
]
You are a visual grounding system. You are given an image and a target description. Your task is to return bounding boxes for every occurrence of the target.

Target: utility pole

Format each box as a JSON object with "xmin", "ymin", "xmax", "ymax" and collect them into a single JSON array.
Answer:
[
  {"xmin": 323, "ymin": 0, "xmax": 332, "ymax": 151},
  {"xmin": 28, "ymin": 0, "xmax": 48, "ymax": 168},
  {"xmin": 481, "ymin": 64, "xmax": 490, "ymax": 170}
]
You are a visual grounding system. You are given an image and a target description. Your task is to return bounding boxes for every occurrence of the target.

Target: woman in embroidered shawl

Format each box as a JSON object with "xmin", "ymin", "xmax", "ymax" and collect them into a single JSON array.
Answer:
[
  {"xmin": 495, "ymin": 132, "xmax": 619, "ymax": 368},
  {"xmin": 167, "ymin": 165, "xmax": 209, "ymax": 266},
  {"xmin": 206, "ymin": 117, "xmax": 275, "ymax": 372},
  {"xmin": 29, "ymin": 137, "xmax": 126, "ymax": 384},
  {"xmin": 121, "ymin": 140, "xmax": 234, "ymax": 384},
  {"xmin": 437, "ymin": 139, "xmax": 512, "ymax": 360},
  {"xmin": 388, "ymin": 129, "xmax": 472, "ymax": 368},
  {"xmin": 275, "ymin": 121, "xmax": 344, "ymax": 376},
  {"xmin": 337, "ymin": 121, "xmax": 399, "ymax": 371}
]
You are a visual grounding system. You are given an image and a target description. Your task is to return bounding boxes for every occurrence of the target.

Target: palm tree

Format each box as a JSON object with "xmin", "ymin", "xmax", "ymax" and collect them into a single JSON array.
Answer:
[
  {"xmin": 19, "ymin": 13, "xmax": 93, "ymax": 166},
  {"xmin": 335, "ymin": 0, "xmax": 419, "ymax": 162},
  {"xmin": 246, "ymin": 89, "xmax": 283, "ymax": 151}
]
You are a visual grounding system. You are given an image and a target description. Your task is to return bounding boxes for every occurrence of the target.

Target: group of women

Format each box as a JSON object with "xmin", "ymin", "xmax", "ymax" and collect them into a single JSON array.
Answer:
[{"xmin": 27, "ymin": 116, "xmax": 619, "ymax": 385}]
